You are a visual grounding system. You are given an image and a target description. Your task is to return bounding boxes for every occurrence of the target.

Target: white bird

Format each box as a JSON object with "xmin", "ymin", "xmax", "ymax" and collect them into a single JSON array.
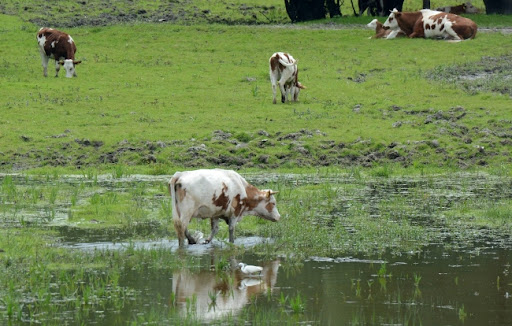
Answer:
[{"xmin": 238, "ymin": 263, "xmax": 263, "ymax": 275}]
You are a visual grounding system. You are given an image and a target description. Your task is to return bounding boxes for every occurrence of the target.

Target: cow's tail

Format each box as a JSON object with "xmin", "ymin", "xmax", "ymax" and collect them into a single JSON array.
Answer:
[
  {"xmin": 169, "ymin": 173, "xmax": 185, "ymax": 246},
  {"xmin": 278, "ymin": 58, "xmax": 297, "ymax": 67}
]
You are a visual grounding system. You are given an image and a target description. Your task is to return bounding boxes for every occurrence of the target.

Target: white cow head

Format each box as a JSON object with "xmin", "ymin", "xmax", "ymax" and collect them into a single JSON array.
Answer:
[
  {"xmin": 383, "ymin": 8, "xmax": 400, "ymax": 30},
  {"xmin": 60, "ymin": 59, "xmax": 81, "ymax": 78},
  {"xmin": 255, "ymin": 190, "xmax": 281, "ymax": 222},
  {"xmin": 367, "ymin": 19, "xmax": 379, "ymax": 29}
]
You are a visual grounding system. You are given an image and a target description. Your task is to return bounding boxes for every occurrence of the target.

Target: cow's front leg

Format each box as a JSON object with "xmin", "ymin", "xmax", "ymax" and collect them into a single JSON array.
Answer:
[
  {"xmin": 228, "ymin": 218, "xmax": 237, "ymax": 243},
  {"xmin": 205, "ymin": 218, "xmax": 220, "ymax": 244},
  {"xmin": 54, "ymin": 60, "xmax": 61, "ymax": 77}
]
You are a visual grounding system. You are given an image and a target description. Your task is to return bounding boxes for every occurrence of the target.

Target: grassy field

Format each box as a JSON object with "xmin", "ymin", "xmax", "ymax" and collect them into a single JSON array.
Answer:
[{"xmin": 1, "ymin": 7, "xmax": 512, "ymax": 173}]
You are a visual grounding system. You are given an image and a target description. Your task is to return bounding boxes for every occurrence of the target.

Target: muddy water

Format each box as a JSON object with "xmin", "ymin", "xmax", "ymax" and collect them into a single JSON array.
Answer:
[
  {"xmin": 60, "ymin": 237, "xmax": 512, "ymax": 325},
  {"xmin": 2, "ymin": 172, "xmax": 512, "ymax": 324}
]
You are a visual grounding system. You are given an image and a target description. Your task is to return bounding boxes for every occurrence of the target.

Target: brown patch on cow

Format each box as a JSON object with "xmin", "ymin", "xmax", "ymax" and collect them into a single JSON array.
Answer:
[
  {"xmin": 176, "ymin": 185, "xmax": 187, "ymax": 202},
  {"xmin": 232, "ymin": 194, "xmax": 243, "ymax": 216},
  {"xmin": 244, "ymin": 185, "xmax": 262, "ymax": 209},
  {"xmin": 37, "ymin": 28, "xmax": 77, "ymax": 61},
  {"xmin": 212, "ymin": 182, "xmax": 230, "ymax": 210},
  {"xmin": 431, "ymin": 24, "xmax": 436, "ymax": 30},
  {"xmin": 437, "ymin": 18, "xmax": 443, "ymax": 25},
  {"xmin": 426, "ymin": 24, "xmax": 431, "ymax": 30},
  {"xmin": 393, "ymin": 11, "xmax": 423, "ymax": 37},
  {"xmin": 440, "ymin": 24, "xmax": 445, "ymax": 31},
  {"xmin": 265, "ymin": 202, "xmax": 274, "ymax": 214},
  {"xmin": 430, "ymin": 13, "xmax": 448, "ymax": 22},
  {"xmin": 270, "ymin": 54, "xmax": 279, "ymax": 72}
]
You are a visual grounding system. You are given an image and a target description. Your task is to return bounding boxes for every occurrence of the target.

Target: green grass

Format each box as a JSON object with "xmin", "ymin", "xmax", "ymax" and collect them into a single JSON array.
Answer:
[{"xmin": 1, "ymin": 12, "xmax": 512, "ymax": 172}]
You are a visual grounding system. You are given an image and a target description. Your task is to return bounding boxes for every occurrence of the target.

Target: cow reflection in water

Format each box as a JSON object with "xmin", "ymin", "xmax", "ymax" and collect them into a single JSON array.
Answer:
[{"xmin": 172, "ymin": 260, "xmax": 279, "ymax": 320}]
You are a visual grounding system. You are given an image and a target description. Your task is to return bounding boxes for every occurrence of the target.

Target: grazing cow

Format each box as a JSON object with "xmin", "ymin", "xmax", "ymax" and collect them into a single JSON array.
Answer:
[
  {"xmin": 436, "ymin": 2, "xmax": 480, "ymax": 14},
  {"xmin": 168, "ymin": 169, "xmax": 280, "ymax": 247},
  {"xmin": 383, "ymin": 9, "xmax": 478, "ymax": 40},
  {"xmin": 269, "ymin": 52, "xmax": 305, "ymax": 104},
  {"xmin": 36, "ymin": 27, "xmax": 81, "ymax": 78},
  {"xmin": 367, "ymin": 18, "xmax": 405, "ymax": 39}
]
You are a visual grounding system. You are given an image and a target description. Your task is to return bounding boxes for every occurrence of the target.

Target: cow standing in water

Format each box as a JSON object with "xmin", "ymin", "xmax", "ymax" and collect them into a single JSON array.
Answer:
[
  {"xmin": 168, "ymin": 169, "xmax": 281, "ymax": 247},
  {"xmin": 37, "ymin": 28, "xmax": 81, "ymax": 78},
  {"xmin": 269, "ymin": 52, "xmax": 305, "ymax": 104}
]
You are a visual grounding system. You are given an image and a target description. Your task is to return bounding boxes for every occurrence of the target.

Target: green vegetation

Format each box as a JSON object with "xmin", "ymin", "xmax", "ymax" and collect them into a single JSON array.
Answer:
[
  {"xmin": 1, "ymin": 0, "xmax": 512, "ymax": 324},
  {"xmin": 1, "ymin": 5, "xmax": 512, "ymax": 172}
]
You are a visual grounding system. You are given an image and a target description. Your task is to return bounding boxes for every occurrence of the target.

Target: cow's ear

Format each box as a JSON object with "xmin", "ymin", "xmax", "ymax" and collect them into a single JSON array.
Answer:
[
  {"xmin": 59, "ymin": 61, "xmax": 65, "ymax": 66},
  {"xmin": 266, "ymin": 190, "xmax": 272, "ymax": 199},
  {"xmin": 74, "ymin": 60, "xmax": 82, "ymax": 65}
]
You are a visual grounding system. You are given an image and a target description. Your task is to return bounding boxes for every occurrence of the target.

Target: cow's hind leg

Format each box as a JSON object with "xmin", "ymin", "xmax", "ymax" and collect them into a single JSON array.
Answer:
[
  {"xmin": 205, "ymin": 218, "xmax": 220, "ymax": 244},
  {"xmin": 173, "ymin": 218, "xmax": 186, "ymax": 247},
  {"xmin": 185, "ymin": 229, "xmax": 197, "ymax": 244},
  {"xmin": 270, "ymin": 72, "xmax": 278, "ymax": 104},
  {"xmin": 40, "ymin": 53, "xmax": 49, "ymax": 77}
]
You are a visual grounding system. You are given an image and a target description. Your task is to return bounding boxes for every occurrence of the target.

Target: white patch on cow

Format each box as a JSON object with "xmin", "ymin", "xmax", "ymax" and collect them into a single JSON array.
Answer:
[
  {"xmin": 63, "ymin": 59, "xmax": 76, "ymax": 78},
  {"xmin": 367, "ymin": 19, "xmax": 378, "ymax": 29},
  {"xmin": 37, "ymin": 34, "xmax": 46, "ymax": 48},
  {"xmin": 383, "ymin": 9, "xmax": 399, "ymax": 30},
  {"xmin": 51, "ymin": 41, "xmax": 56, "ymax": 48},
  {"xmin": 386, "ymin": 29, "xmax": 401, "ymax": 39},
  {"xmin": 68, "ymin": 36, "xmax": 74, "ymax": 45},
  {"xmin": 421, "ymin": 10, "xmax": 460, "ymax": 40}
]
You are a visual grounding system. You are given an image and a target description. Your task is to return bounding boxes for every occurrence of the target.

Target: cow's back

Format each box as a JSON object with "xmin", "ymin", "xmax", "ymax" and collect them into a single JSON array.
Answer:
[
  {"xmin": 37, "ymin": 28, "xmax": 76, "ymax": 60},
  {"xmin": 172, "ymin": 169, "xmax": 248, "ymax": 218}
]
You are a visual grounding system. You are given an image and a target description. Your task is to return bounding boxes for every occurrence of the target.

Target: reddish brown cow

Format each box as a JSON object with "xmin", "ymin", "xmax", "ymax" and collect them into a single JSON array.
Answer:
[
  {"xmin": 383, "ymin": 9, "xmax": 477, "ymax": 40},
  {"xmin": 436, "ymin": 2, "xmax": 480, "ymax": 14},
  {"xmin": 37, "ymin": 28, "xmax": 81, "ymax": 78},
  {"xmin": 367, "ymin": 19, "xmax": 406, "ymax": 39}
]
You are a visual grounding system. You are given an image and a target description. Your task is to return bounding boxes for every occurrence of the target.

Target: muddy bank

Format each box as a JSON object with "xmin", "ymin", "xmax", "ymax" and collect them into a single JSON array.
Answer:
[
  {"xmin": 2, "ymin": 105, "xmax": 511, "ymax": 171},
  {"xmin": 2, "ymin": 0, "xmax": 287, "ymax": 28}
]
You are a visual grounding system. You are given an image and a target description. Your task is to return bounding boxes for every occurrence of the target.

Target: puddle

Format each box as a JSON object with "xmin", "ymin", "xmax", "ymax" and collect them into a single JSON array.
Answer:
[
  {"xmin": 51, "ymin": 242, "xmax": 512, "ymax": 325},
  {"xmin": 60, "ymin": 236, "xmax": 273, "ymax": 255}
]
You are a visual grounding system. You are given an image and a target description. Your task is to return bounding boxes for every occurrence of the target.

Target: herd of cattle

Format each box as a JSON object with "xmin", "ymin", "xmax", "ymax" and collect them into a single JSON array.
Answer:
[{"xmin": 35, "ymin": 2, "xmax": 480, "ymax": 246}]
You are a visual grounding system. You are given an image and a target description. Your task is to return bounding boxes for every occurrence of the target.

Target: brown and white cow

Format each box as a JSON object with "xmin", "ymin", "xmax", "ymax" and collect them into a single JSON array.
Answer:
[
  {"xmin": 435, "ymin": 1, "xmax": 480, "ymax": 14},
  {"xmin": 383, "ymin": 9, "xmax": 477, "ymax": 40},
  {"xmin": 269, "ymin": 52, "xmax": 305, "ymax": 104},
  {"xmin": 367, "ymin": 18, "xmax": 405, "ymax": 39},
  {"xmin": 168, "ymin": 169, "xmax": 280, "ymax": 247},
  {"xmin": 37, "ymin": 28, "xmax": 81, "ymax": 78}
]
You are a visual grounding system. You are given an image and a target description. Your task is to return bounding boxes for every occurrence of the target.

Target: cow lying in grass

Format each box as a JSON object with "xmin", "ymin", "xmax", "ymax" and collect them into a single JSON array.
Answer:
[
  {"xmin": 435, "ymin": 1, "xmax": 480, "ymax": 14},
  {"xmin": 367, "ymin": 19, "xmax": 405, "ymax": 39},
  {"xmin": 383, "ymin": 8, "xmax": 477, "ymax": 40}
]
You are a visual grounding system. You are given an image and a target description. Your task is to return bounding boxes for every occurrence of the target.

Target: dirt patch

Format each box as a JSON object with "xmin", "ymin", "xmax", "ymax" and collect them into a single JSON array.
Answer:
[{"xmin": 426, "ymin": 55, "xmax": 512, "ymax": 97}]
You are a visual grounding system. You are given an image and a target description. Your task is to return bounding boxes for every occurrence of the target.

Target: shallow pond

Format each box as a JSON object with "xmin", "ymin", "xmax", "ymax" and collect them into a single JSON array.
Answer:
[
  {"xmin": 55, "ymin": 236, "xmax": 512, "ymax": 325},
  {"xmin": 1, "ymin": 172, "xmax": 512, "ymax": 324}
]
